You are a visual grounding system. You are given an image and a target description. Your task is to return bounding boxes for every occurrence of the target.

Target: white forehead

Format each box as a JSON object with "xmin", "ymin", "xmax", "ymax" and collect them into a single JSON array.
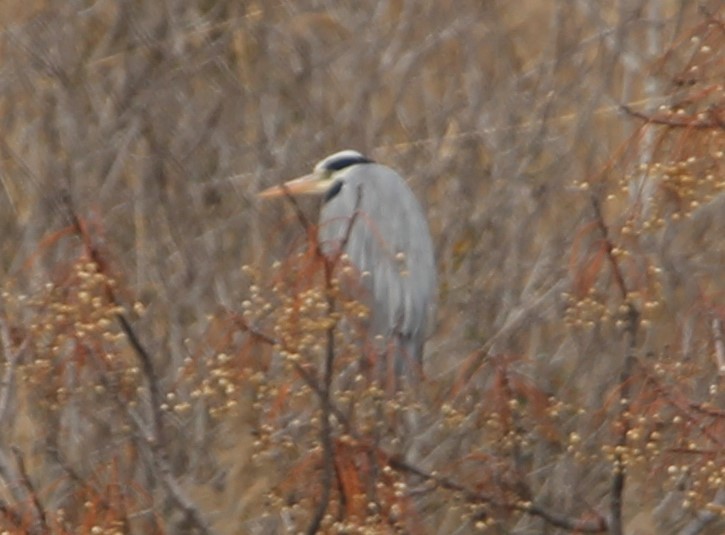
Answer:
[{"xmin": 314, "ymin": 150, "xmax": 366, "ymax": 172}]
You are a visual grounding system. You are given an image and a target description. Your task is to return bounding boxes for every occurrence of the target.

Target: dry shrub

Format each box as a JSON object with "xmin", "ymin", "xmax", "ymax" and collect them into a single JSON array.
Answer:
[{"xmin": 0, "ymin": 1, "xmax": 723, "ymax": 534}]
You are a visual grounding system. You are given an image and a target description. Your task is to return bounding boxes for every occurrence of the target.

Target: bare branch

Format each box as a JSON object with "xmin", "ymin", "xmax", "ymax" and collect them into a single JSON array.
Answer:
[
  {"xmin": 711, "ymin": 317, "xmax": 725, "ymax": 375},
  {"xmin": 621, "ymin": 104, "xmax": 725, "ymax": 130},
  {"xmin": 307, "ymin": 185, "xmax": 363, "ymax": 533},
  {"xmin": 388, "ymin": 456, "xmax": 608, "ymax": 533},
  {"xmin": 11, "ymin": 447, "xmax": 48, "ymax": 535},
  {"xmin": 590, "ymin": 195, "xmax": 629, "ymax": 302},
  {"xmin": 0, "ymin": 319, "xmax": 26, "ymax": 429},
  {"xmin": 679, "ymin": 488, "xmax": 725, "ymax": 535},
  {"xmin": 58, "ymin": 197, "xmax": 217, "ymax": 535},
  {"xmin": 590, "ymin": 194, "xmax": 640, "ymax": 535}
]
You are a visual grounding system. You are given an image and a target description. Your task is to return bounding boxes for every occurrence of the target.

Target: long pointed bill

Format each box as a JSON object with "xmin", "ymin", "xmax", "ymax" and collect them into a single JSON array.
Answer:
[{"xmin": 258, "ymin": 174, "xmax": 328, "ymax": 199}]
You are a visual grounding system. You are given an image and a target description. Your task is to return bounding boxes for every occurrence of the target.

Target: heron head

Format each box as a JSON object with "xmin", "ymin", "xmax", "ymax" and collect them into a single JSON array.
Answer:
[{"xmin": 258, "ymin": 150, "xmax": 373, "ymax": 199}]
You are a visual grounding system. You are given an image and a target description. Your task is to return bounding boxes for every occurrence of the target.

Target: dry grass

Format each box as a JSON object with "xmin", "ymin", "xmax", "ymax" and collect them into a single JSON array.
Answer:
[{"xmin": 0, "ymin": 1, "xmax": 723, "ymax": 534}]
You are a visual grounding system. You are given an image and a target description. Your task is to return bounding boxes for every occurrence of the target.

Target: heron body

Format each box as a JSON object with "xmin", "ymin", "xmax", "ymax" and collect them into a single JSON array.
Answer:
[{"xmin": 259, "ymin": 150, "xmax": 436, "ymax": 375}]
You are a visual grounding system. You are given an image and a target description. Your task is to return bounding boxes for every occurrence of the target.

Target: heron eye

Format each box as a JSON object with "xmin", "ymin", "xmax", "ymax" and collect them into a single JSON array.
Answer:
[{"xmin": 324, "ymin": 180, "xmax": 344, "ymax": 203}]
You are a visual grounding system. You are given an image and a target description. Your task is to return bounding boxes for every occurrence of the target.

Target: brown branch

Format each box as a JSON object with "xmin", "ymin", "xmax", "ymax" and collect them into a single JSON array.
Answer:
[
  {"xmin": 638, "ymin": 363, "xmax": 725, "ymax": 447},
  {"xmin": 95, "ymin": 355, "xmax": 216, "ymax": 535},
  {"xmin": 388, "ymin": 456, "xmax": 608, "ymax": 533},
  {"xmin": 307, "ymin": 186, "xmax": 363, "ymax": 534},
  {"xmin": 11, "ymin": 447, "xmax": 48, "ymax": 535},
  {"xmin": 609, "ymin": 354, "xmax": 636, "ymax": 535},
  {"xmin": 45, "ymin": 444, "xmax": 132, "ymax": 530},
  {"xmin": 116, "ymin": 314, "xmax": 164, "ymax": 441},
  {"xmin": 281, "ymin": 184, "xmax": 316, "ymax": 242},
  {"xmin": 494, "ymin": 364, "xmax": 531, "ymax": 501},
  {"xmin": 114, "ymin": 314, "xmax": 216, "ymax": 535},
  {"xmin": 711, "ymin": 316, "xmax": 725, "ymax": 375},
  {"xmin": 0, "ymin": 451, "xmax": 26, "ymax": 521},
  {"xmin": 0, "ymin": 319, "xmax": 27, "ymax": 429},
  {"xmin": 232, "ymin": 314, "xmax": 356, "ymax": 434},
  {"xmin": 60, "ymin": 198, "xmax": 216, "ymax": 535},
  {"xmin": 680, "ymin": 488, "xmax": 725, "ymax": 535},
  {"xmin": 590, "ymin": 195, "xmax": 640, "ymax": 535},
  {"xmin": 306, "ymin": 296, "xmax": 336, "ymax": 535},
  {"xmin": 621, "ymin": 104, "xmax": 725, "ymax": 130},
  {"xmin": 590, "ymin": 196, "xmax": 628, "ymax": 301},
  {"xmin": 0, "ymin": 500, "xmax": 25, "ymax": 531}
]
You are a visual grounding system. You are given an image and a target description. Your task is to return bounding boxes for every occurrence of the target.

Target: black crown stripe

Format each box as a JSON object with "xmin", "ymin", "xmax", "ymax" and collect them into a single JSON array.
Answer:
[{"xmin": 323, "ymin": 155, "xmax": 373, "ymax": 171}]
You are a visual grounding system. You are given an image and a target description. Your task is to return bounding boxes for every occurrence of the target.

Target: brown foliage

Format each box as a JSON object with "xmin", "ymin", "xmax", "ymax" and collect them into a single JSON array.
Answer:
[{"xmin": 0, "ymin": 1, "xmax": 723, "ymax": 534}]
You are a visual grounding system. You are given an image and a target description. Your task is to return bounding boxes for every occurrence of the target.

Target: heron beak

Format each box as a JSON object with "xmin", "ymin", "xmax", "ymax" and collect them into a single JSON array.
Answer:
[{"xmin": 258, "ymin": 174, "xmax": 329, "ymax": 198}]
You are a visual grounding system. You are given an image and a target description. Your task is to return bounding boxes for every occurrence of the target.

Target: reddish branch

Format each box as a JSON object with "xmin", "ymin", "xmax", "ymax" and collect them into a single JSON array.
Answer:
[
  {"xmin": 712, "ymin": 317, "xmax": 725, "ymax": 375},
  {"xmin": 11, "ymin": 447, "xmax": 49, "ymax": 534},
  {"xmin": 388, "ymin": 456, "xmax": 608, "ymax": 533},
  {"xmin": 281, "ymin": 183, "xmax": 318, "ymax": 249},
  {"xmin": 251, "ymin": 188, "xmax": 611, "ymax": 532},
  {"xmin": 233, "ymin": 314, "xmax": 358, "ymax": 438},
  {"xmin": 62, "ymin": 197, "xmax": 216, "ymax": 535},
  {"xmin": 306, "ymin": 185, "xmax": 363, "ymax": 534},
  {"xmin": 56, "ymin": 192, "xmax": 630, "ymax": 534},
  {"xmin": 638, "ymin": 363, "xmax": 725, "ymax": 448},
  {"xmin": 0, "ymin": 320, "xmax": 26, "ymax": 429},
  {"xmin": 590, "ymin": 197, "xmax": 628, "ymax": 302},
  {"xmin": 621, "ymin": 104, "xmax": 725, "ymax": 130},
  {"xmin": 590, "ymin": 195, "xmax": 640, "ymax": 535},
  {"xmin": 0, "ymin": 501, "xmax": 24, "ymax": 531}
]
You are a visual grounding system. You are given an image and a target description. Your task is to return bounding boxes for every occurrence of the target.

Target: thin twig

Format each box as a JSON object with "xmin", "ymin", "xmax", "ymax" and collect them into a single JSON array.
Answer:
[
  {"xmin": 306, "ymin": 186, "xmax": 363, "ymax": 534},
  {"xmin": 388, "ymin": 456, "xmax": 608, "ymax": 533},
  {"xmin": 638, "ymin": 362, "xmax": 724, "ymax": 447},
  {"xmin": 621, "ymin": 104, "xmax": 724, "ymax": 130},
  {"xmin": 495, "ymin": 364, "xmax": 532, "ymax": 501},
  {"xmin": 609, "ymin": 353, "xmax": 636, "ymax": 535},
  {"xmin": 281, "ymin": 184, "xmax": 316, "ymax": 241},
  {"xmin": 0, "ymin": 450, "xmax": 27, "ymax": 523},
  {"xmin": 96, "ymin": 356, "xmax": 216, "ymax": 535},
  {"xmin": 116, "ymin": 314, "xmax": 164, "ymax": 443},
  {"xmin": 11, "ymin": 447, "xmax": 49, "ymax": 534},
  {"xmin": 0, "ymin": 319, "xmax": 27, "ymax": 429},
  {"xmin": 46, "ymin": 445, "xmax": 113, "ymax": 513},
  {"xmin": 62, "ymin": 199, "xmax": 216, "ymax": 535},
  {"xmin": 305, "ymin": 289, "xmax": 336, "ymax": 535},
  {"xmin": 233, "ymin": 314, "xmax": 355, "ymax": 433},
  {"xmin": 711, "ymin": 316, "xmax": 725, "ymax": 375},
  {"xmin": 590, "ymin": 196, "xmax": 628, "ymax": 301},
  {"xmin": 114, "ymin": 315, "xmax": 216, "ymax": 535},
  {"xmin": 591, "ymin": 194, "xmax": 640, "ymax": 535},
  {"xmin": 679, "ymin": 488, "xmax": 725, "ymax": 535},
  {"xmin": 0, "ymin": 500, "xmax": 25, "ymax": 531}
]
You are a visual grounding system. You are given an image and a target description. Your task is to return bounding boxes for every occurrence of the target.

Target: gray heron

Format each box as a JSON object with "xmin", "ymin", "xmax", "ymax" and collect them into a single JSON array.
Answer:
[{"xmin": 259, "ymin": 150, "xmax": 436, "ymax": 379}]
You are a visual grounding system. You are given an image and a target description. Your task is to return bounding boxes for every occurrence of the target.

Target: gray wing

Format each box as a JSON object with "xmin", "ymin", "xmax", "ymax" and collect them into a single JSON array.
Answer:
[{"xmin": 318, "ymin": 164, "xmax": 436, "ymax": 364}]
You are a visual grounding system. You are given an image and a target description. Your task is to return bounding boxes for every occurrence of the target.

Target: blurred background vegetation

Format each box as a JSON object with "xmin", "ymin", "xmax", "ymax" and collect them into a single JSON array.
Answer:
[{"xmin": 0, "ymin": 1, "xmax": 723, "ymax": 534}]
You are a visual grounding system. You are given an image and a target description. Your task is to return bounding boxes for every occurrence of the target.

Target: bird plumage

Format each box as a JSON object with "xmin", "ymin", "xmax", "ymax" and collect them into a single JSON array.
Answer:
[
  {"xmin": 259, "ymin": 150, "xmax": 436, "ymax": 376},
  {"xmin": 318, "ymin": 160, "xmax": 436, "ymax": 368}
]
